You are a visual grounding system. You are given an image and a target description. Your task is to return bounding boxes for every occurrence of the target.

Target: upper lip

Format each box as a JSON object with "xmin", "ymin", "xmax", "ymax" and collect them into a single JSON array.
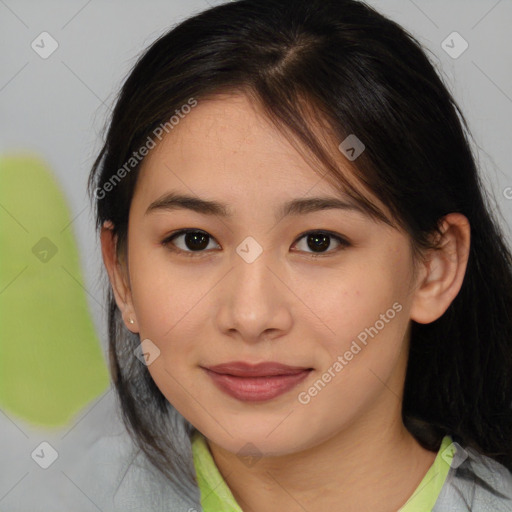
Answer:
[{"xmin": 204, "ymin": 361, "xmax": 312, "ymax": 377}]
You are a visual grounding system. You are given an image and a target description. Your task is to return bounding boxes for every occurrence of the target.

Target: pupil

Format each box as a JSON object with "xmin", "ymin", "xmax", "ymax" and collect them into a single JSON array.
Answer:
[
  {"xmin": 185, "ymin": 232, "xmax": 209, "ymax": 251},
  {"xmin": 308, "ymin": 233, "xmax": 330, "ymax": 252}
]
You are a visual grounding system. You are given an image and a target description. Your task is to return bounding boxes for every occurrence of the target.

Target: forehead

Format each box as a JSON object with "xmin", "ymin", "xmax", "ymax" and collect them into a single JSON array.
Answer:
[
  {"xmin": 141, "ymin": 93, "xmax": 320, "ymax": 183},
  {"xmin": 133, "ymin": 92, "xmax": 389, "ymax": 220}
]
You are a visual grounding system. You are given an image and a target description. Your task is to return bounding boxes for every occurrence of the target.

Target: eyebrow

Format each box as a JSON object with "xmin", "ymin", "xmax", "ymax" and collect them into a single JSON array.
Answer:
[{"xmin": 145, "ymin": 191, "xmax": 369, "ymax": 220}]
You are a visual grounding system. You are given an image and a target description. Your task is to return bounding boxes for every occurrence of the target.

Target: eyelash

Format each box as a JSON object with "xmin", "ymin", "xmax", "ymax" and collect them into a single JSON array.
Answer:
[{"xmin": 160, "ymin": 228, "xmax": 351, "ymax": 259}]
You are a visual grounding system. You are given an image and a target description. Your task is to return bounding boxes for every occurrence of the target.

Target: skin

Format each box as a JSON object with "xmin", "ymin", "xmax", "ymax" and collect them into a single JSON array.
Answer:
[{"xmin": 101, "ymin": 92, "xmax": 471, "ymax": 511}]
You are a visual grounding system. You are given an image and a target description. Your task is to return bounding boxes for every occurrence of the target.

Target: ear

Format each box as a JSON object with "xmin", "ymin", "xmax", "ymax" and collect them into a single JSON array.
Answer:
[
  {"xmin": 100, "ymin": 220, "xmax": 139, "ymax": 333},
  {"xmin": 410, "ymin": 213, "xmax": 471, "ymax": 324}
]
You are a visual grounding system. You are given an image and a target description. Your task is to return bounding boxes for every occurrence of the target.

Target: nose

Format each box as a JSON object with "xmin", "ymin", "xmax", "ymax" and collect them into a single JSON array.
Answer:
[{"xmin": 215, "ymin": 245, "xmax": 293, "ymax": 344}]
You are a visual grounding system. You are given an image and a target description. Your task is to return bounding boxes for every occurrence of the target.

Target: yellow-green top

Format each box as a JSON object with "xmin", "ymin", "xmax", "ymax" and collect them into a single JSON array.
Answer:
[{"xmin": 191, "ymin": 431, "xmax": 454, "ymax": 512}]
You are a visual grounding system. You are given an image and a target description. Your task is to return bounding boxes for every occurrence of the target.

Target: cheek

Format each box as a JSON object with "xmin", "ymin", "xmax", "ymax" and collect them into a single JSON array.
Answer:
[
  {"xmin": 325, "ymin": 248, "xmax": 412, "ymax": 393},
  {"xmin": 128, "ymin": 241, "xmax": 209, "ymax": 340},
  {"xmin": 292, "ymin": 248, "xmax": 411, "ymax": 357},
  {"xmin": 293, "ymin": 266, "xmax": 410, "ymax": 436},
  {"xmin": 127, "ymin": 246, "xmax": 221, "ymax": 404}
]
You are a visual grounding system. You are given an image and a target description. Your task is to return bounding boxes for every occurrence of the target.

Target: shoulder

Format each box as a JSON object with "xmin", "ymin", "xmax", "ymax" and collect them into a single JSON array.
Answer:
[
  {"xmin": 72, "ymin": 431, "xmax": 197, "ymax": 511},
  {"xmin": 0, "ymin": 387, "xmax": 202, "ymax": 512},
  {"xmin": 433, "ymin": 442, "xmax": 512, "ymax": 511},
  {"xmin": 72, "ymin": 405, "xmax": 202, "ymax": 511}
]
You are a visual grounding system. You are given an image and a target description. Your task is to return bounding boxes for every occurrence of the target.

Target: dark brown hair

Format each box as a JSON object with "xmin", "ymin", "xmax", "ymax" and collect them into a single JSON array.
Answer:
[{"xmin": 88, "ymin": 0, "xmax": 512, "ymax": 497}]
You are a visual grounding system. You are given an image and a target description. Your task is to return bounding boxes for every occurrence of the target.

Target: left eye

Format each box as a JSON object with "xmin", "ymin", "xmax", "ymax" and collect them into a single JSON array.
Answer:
[
  {"xmin": 292, "ymin": 230, "xmax": 350, "ymax": 256},
  {"xmin": 161, "ymin": 229, "xmax": 349, "ymax": 257}
]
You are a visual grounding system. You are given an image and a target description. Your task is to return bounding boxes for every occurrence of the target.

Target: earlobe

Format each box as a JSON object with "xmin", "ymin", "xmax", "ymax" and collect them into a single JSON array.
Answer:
[
  {"xmin": 100, "ymin": 221, "xmax": 139, "ymax": 332},
  {"xmin": 410, "ymin": 213, "xmax": 471, "ymax": 324}
]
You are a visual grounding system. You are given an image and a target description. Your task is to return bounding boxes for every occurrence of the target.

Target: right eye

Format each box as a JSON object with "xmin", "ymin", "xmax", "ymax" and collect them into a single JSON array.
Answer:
[{"xmin": 161, "ymin": 229, "xmax": 221, "ymax": 257}]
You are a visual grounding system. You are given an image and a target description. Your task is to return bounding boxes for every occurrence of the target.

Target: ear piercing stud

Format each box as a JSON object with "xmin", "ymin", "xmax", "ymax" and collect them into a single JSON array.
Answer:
[{"xmin": 129, "ymin": 318, "xmax": 134, "ymax": 324}]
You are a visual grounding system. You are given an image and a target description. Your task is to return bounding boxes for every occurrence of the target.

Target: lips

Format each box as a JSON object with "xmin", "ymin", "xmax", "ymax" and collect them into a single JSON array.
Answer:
[
  {"xmin": 206, "ymin": 361, "xmax": 311, "ymax": 377},
  {"xmin": 202, "ymin": 361, "xmax": 313, "ymax": 401}
]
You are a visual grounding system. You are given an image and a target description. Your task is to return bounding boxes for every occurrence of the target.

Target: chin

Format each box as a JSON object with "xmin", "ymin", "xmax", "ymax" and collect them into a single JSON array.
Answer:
[{"xmin": 202, "ymin": 419, "xmax": 315, "ymax": 458}]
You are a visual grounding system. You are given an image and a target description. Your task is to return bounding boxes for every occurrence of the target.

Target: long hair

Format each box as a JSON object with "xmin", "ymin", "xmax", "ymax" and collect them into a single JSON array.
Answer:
[{"xmin": 87, "ymin": 0, "xmax": 512, "ymax": 495}]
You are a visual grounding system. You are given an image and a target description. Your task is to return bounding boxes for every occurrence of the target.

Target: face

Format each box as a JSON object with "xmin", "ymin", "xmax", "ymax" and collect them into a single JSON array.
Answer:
[{"xmin": 114, "ymin": 92, "xmax": 423, "ymax": 457}]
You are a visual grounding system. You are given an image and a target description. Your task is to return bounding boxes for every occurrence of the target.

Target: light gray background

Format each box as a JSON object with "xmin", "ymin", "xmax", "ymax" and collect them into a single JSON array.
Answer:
[{"xmin": 1, "ymin": 0, "xmax": 511, "ymax": 350}]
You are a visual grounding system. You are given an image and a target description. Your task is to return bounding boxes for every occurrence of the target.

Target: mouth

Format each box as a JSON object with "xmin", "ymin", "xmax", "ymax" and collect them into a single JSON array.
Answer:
[{"xmin": 201, "ymin": 361, "xmax": 313, "ymax": 402}]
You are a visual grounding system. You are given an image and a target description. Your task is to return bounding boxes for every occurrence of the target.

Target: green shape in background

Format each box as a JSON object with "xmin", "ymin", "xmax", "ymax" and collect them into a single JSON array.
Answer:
[{"xmin": 0, "ymin": 154, "xmax": 109, "ymax": 427}]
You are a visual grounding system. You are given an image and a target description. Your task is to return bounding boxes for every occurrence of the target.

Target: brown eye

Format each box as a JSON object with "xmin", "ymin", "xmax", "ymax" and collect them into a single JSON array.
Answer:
[
  {"xmin": 293, "ymin": 230, "xmax": 350, "ymax": 256},
  {"xmin": 161, "ymin": 229, "xmax": 350, "ymax": 259},
  {"xmin": 161, "ymin": 229, "xmax": 220, "ymax": 257}
]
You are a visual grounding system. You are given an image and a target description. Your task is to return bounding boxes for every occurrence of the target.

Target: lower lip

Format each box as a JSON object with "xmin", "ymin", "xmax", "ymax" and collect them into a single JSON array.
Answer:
[{"xmin": 203, "ymin": 368, "xmax": 312, "ymax": 402}]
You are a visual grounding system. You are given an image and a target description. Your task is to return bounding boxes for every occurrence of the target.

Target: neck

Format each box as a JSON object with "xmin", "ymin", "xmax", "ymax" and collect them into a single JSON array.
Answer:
[{"xmin": 206, "ymin": 386, "xmax": 437, "ymax": 512}]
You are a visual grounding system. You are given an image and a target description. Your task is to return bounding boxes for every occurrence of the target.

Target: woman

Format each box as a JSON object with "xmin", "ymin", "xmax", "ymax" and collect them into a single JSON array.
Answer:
[{"xmin": 89, "ymin": 0, "xmax": 512, "ymax": 509}]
